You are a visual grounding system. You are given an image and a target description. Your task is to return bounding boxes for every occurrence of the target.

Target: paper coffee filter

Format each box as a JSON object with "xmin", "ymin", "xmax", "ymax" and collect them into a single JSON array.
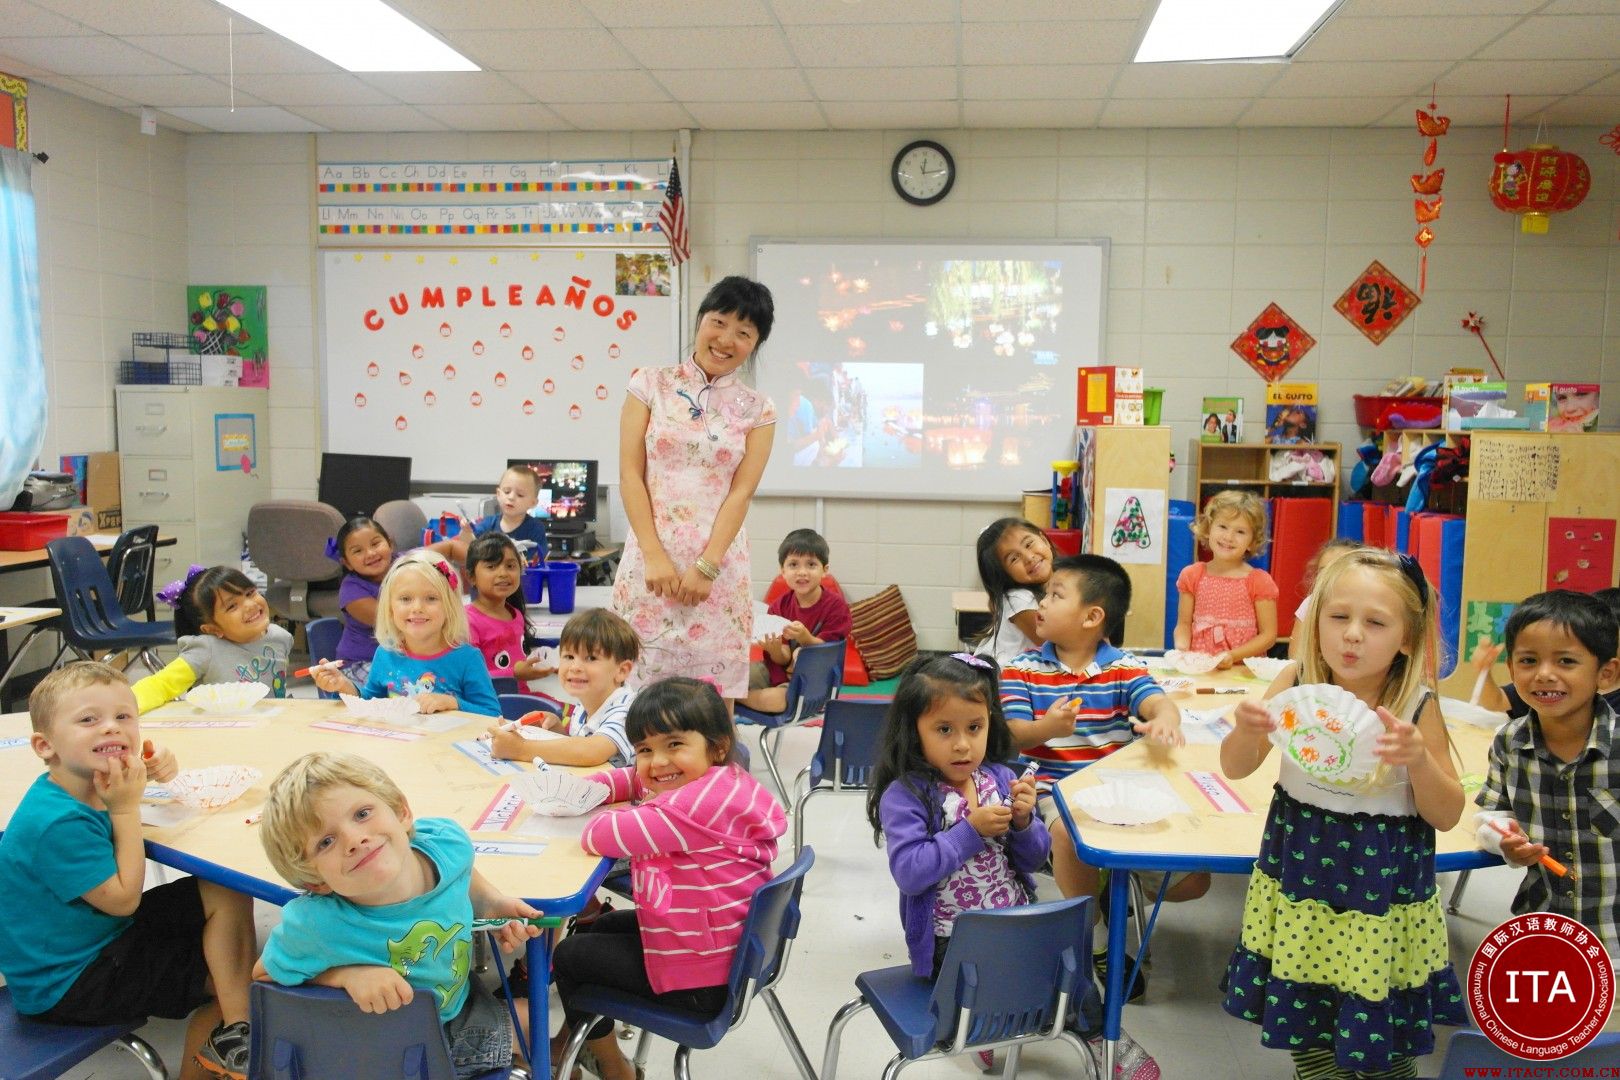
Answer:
[
  {"xmin": 1243, "ymin": 657, "xmax": 1292, "ymax": 682},
  {"xmin": 185, "ymin": 682, "xmax": 270, "ymax": 714},
  {"xmin": 1439, "ymin": 697, "xmax": 1508, "ymax": 729},
  {"xmin": 169, "ymin": 765, "xmax": 261, "ymax": 810},
  {"xmin": 1164, "ymin": 650, "xmax": 1220, "ymax": 675},
  {"xmin": 1071, "ymin": 779, "xmax": 1180, "ymax": 826},
  {"xmin": 340, "ymin": 694, "xmax": 422, "ymax": 721},
  {"xmin": 510, "ymin": 770, "xmax": 610, "ymax": 817},
  {"xmin": 1267, "ymin": 683, "xmax": 1384, "ymax": 786}
]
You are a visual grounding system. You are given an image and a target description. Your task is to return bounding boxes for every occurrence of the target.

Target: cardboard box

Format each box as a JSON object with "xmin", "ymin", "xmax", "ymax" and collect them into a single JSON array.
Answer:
[
  {"xmin": 1076, "ymin": 366, "xmax": 1144, "ymax": 426},
  {"xmin": 1264, "ymin": 383, "xmax": 1318, "ymax": 444},
  {"xmin": 36, "ymin": 507, "xmax": 98, "ymax": 537},
  {"xmin": 1445, "ymin": 381, "xmax": 1508, "ymax": 430},
  {"xmin": 57, "ymin": 451, "xmax": 121, "ymax": 531},
  {"xmin": 1525, "ymin": 382, "xmax": 1600, "ymax": 433}
]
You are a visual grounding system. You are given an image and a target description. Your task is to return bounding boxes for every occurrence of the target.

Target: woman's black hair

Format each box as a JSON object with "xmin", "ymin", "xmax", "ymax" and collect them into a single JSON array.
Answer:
[
  {"xmin": 178, "ymin": 566, "xmax": 259, "ymax": 637},
  {"xmin": 696, "ymin": 276, "xmax": 774, "ymax": 347},
  {"xmin": 973, "ymin": 517, "xmax": 1048, "ymax": 650},
  {"xmin": 625, "ymin": 677, "xmax": 740, "ymax": 766},
  {"xmin": 865, "ymin": 653, "xmax": 1010, "ymax": 844},
  {"xmin": 465, "ymin": 532, "xmax": 537, "ymax": 646},
  {"xmin": 334, "ymin": 515, "xmax": 392, "ymax": 572}
]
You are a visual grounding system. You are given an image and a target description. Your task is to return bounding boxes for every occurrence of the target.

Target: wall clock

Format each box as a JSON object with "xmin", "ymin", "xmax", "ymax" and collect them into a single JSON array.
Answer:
[{"xmin": 891, "ymin": 139, "xmax": 955, "ymax": 206}]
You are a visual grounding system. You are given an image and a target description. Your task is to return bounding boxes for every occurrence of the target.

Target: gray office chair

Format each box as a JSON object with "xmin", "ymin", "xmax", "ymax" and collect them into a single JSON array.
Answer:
[
  {"xmin": 246, "ymin": 501, "xmax": 346, "ymax": 623},
  {"xmin": 372, "ymin": 499, "xmax": 428, "ymax": 549}
]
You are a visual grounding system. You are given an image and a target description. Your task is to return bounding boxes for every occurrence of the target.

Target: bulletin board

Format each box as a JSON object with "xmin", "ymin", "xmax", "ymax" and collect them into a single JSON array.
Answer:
[{"xmin": 319, "ymin": 247, "xmax": 678, "ymax": 485}]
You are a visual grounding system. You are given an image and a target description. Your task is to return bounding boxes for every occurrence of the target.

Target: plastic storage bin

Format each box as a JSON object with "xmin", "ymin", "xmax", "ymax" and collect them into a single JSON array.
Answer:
[
  {"xmin": 545, "ymin": 562, "xmax": 579, "ymax": 614},
  {"xmin": 0, "ymin": 512, "xmax": 70, "ymax": 550}
]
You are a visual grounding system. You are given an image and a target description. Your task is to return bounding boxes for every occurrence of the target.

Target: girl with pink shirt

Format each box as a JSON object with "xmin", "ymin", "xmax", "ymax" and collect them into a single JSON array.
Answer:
[
  {"xmin": 551, "ymin": 677, "xmax": 786, "ymax": 1080},
  {"xmin": 1174, "ymin": 490, "xmax": 1279, "ymax": 670}
]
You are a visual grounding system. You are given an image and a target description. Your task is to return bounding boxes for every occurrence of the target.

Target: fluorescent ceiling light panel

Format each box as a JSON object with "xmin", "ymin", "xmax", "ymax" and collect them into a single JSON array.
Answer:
[
  {"xmin": 1134, "ymin": 0, "xmax": 1341, "ymax": 63},
  {"xmin": 216, "ymin": 0, "xmax": 479, "ymax": 72}
]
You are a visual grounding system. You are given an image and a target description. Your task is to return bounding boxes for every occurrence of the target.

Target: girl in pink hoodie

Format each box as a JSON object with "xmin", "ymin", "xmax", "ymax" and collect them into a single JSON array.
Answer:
[{"xmin": 551, "ymin": 677, "xmax": 786, "ymax": 1080}]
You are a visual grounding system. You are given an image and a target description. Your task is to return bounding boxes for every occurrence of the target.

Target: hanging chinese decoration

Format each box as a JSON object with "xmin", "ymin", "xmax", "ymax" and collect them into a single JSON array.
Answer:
[
  {"xmin": 1333, "ymin": 260, "xmax": 1420, "ymax": 346},
  {"xmin": 1230, "ymin": 302, "xmax": 1315, "ymax": 382},
  {"xmin": 1412, "ymin": 92, "xmax": 1449, "ymax": 295},
  {"xmin": 1488, "ymin": 95, "xmax": 1590, "ymax": 235},
  {"xmin": 1601, "ymin": 124, "xmax": 1620, "ymax": 155},
  {"xmin": 1460, "ymin": 312, "xmax": 1504, "ymax": 380}
]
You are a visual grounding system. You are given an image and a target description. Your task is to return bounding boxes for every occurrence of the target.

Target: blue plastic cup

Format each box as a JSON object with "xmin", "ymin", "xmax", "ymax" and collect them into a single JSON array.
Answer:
[
  {"xmin": 546, "ymin": 562, "xmax": 579, "ymax": 614},
  {"xmin": 522, "ymin": 566, "xmax": 545, "ymax": 605}
]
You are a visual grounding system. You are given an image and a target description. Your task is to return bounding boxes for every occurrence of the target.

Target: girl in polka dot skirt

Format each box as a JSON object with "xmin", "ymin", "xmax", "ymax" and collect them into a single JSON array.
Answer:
[
  {"xmin": 1174, "ymin": 489, "xmax": 1279, "ymax": 670},
  {"xmin": 1218, "ymin": 548, "xmax": 1467, "ymax": 1079}
]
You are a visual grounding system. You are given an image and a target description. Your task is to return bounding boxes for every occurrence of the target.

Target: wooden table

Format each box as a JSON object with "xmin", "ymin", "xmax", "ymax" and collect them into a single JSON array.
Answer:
[
  {"xmin": 0, "ymin": 696, "xmax": 610, "ymax": 1053},
  {"xmin": 0, "ymin": 532, "xmax": 176, "ymax": 575},
  {"xmin": 525, "ymin": 584, "xmax": 613, "ymax": 639},
  {"xmin": 0, "ymin": 606, "xmax": 61, "ymax": 632},
  {"xmin": 1051, "ymin": 664, "xmax": 1500, "ymax": 1073}
]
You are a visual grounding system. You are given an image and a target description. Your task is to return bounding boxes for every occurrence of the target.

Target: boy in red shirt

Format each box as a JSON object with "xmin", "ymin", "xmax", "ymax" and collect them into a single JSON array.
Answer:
[{"xmin": 743, "ymin": 528, "xmax": 851, "ymax": 713}]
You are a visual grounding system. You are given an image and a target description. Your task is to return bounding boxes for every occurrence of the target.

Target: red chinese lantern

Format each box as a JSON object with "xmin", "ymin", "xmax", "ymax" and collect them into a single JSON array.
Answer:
[{"xmin": 1488, "ymin": 144, "xmax": 1590, "ymax": 233}]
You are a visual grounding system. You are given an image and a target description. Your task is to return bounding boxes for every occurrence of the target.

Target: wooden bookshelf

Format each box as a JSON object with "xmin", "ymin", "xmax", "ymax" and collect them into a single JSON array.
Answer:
[{"xmin": 1193, "ymin": 441, "xmax": 1341, "ymax": 535}]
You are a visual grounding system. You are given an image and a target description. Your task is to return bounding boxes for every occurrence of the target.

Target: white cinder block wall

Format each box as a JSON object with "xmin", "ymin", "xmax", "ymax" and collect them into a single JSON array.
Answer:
[{"xmin": 26, "ymin": 87, "xmax": 1620, "ymax": 652}]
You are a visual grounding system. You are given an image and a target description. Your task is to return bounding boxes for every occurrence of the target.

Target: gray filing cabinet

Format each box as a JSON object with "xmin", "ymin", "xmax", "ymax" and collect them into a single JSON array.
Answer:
[{"xmin": 116, "ymin": 386, "xmax": 270, "ymax": 578}]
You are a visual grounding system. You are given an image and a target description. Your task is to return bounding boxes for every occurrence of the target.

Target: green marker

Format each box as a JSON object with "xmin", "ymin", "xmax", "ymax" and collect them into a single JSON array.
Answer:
[{"xmin": 472, "ymin": 916, "xmax": 564, "ymax": 930}]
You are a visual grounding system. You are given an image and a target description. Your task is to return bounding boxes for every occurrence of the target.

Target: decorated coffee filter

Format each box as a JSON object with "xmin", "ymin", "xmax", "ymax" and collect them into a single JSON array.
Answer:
[
  {"xmin": 1267, "ymin": 683, "xmax": 1384, "ymax": 786},
  {"xmin": 168, "ymin": 765, "xmax": 261, "ymax": 810},
  {"xmin": 340, "ymin": 694, "xmax": 422, "ymax": 721},
  {"xmin": 1071, "ymin": 778, "xmax": 1181, "ymax": 827},
  {"xmin": 185, "ymin": 682, "xmax": 270, "ymax": 714},
  {"xmin": 1439, "ymin": 696, "xmax": 1508, "ymax": 729},
  {"xmin": 1164, "ymin": 650, "xmax": 1220, "ymax": 675},
  {"xmin": 751, "ymin": 600, "xmax": 792, "ymax": 643},
  {"xmin": 510, "ymin": 769, "xmax": 610, "ymax": 817},
  {"xmin": 1243, "ymin": 657, "xmax": 1292, "ymax": 682}
]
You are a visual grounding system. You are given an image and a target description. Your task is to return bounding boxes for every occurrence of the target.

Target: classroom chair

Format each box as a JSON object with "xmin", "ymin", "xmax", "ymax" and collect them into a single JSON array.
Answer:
[
  {"xmin": 45, "ymin": 536, "xmax": 177, "ymax": 675},
  {"xmin": 106, "ymin": 524, "xmax": 164, "ymax": 624},
  {"xmin": 1427, "ymin": 1030, "xmax": 1620, "ymax": 1078},
  {"xmin": 373, "ymin": 498, "xmax": 428, "ymax": 549},
  {"xmin": 248, "ymin": 981, "xmax": 526, "ymax": 1080},
  {"xmin": 498, "ymin": 692, "xmax": 564, "ymax": 722},
  {"xmin": 821, "ymin": 895, "xmax": 1099, "ymax": 1080},
  {"xmin": 246, "ymin": 500, "xmax": 346, "ymax": 623},
  {"xmin": 735, "ymin": 639, "xmax": 846, "ymax": 804},
  {"xmin": 0, "ymin": 985, "xmax": 167, "ymax": 1080},
  {"xmin": 303, "ymin": 617, "xmax": 342, "ymax": 700},
  {"xmin": 790, "ymin": 698, "xmax": 886, "ymax": 859},
  {"xmin": 554, "ymin": 848, "xmax": 819, "ymax": 1080}
]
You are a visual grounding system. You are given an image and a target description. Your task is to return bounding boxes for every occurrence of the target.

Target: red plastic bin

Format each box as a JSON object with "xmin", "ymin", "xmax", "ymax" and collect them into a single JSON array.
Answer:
[
  {"xmin": 0, "ymin": 512, "xmax": 70, "ymax": 551},
  {"xmin": 1352, "ymin": 395, "xmax": 1443, "ymax": 429}
]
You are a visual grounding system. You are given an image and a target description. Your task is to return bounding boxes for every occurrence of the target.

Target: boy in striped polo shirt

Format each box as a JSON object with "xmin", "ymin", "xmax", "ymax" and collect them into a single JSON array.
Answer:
[{"xmin": 1001, "ymin": 555, "xmax": 1197, "ymax": 995}]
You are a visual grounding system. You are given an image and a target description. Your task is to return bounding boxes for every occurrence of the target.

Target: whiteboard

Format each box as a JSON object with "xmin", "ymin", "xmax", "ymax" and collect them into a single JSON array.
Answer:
[
  {"xmin": 320, "ymin": 247, "xmax": 678, "ymax": 485},
  {"xmin": 751, "ymin": 239, "xmax": 1106, "ymax": 500}
]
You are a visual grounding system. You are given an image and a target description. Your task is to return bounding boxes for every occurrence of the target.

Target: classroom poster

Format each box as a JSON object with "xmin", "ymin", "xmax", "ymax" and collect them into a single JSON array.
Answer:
[
  {"xmin": 1464, "ymin": 600, "xmax": 1515, "ymax": 660},
  {"xmin": 1546, "ymin": 517, "xmax": 1615, "ymax": 592},
  {"xmin": 1103, "ymin": 487, "xmax": 1164, "ymax": 565},
  {"xmin": 188, "ymin": 285, "xmax": 268, "ymax": 387}
]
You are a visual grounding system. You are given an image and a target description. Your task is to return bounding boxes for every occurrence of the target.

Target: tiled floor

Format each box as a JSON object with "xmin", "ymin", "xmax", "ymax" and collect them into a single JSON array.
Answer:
[{"xmin": 50, "ymin": 721, "xmax": 1524, "ymax": 1080}]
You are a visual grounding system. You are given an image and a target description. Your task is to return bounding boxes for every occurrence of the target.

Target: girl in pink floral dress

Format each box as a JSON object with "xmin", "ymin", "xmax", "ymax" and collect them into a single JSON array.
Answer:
[
  {"xmin": 1173, "ymin": 489, "xmax": 1279, "ymax": 670},
  {"xmin": 612, "ymin": 277, "xmax": 776, "ymax": 700}
]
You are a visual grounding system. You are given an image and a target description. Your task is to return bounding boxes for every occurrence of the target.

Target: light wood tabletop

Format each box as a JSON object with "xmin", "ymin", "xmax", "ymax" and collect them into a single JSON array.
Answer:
[
  {"xmin": 0, "ymin": 532, "xmax": 176, "ymax": 574},
  {"xmin": 0, "ymin": 606, "xmax": 61, "ymax": 632}
]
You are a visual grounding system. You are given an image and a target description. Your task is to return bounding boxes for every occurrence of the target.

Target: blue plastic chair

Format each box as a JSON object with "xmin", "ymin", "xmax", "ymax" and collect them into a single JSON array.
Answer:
[
  {"xmin": 0, "ymin": 985, "xmax": 167, "ymax": 1080},
  {"xmin": 45, "ymin": 536, "xmax": 176, "ymax": 673},
  {"xmin": 498, "ymin": 692, "xmax": 565, "ymax": 723},
  {"xmin": 822, "ymin": 895, "xmax": 1099, "ymax": 1080},
  {"xmin": 555, "ymin": 848, "xmax": 819, "ymax": 1080},
  {"xmin": 304, "ymin": 617, "xmax": 342, "ymax": 700},
  {"xmin": 790, "ymin": 698, "xmax": 887, "ymax": 858},
  {"xmin": 734, "ymin": 639, "xmax": 846, "ymax": 802},
  {"xmin": 105, "ymin": 525, "xmax": 163, "ymax": 625},
  {"xmin": 1429, "ymin": 1030, "xmax": 1620, "ymax": 1078},
  {"xmin": 248, "ymin": 982, "xmax": 520, "ymax": 1080}
]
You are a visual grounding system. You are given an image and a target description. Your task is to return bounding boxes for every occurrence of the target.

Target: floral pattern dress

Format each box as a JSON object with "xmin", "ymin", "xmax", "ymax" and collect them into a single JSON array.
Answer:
[{"xmin": 612, "ymin": 356, "xmax": 776, "ymax": 697}]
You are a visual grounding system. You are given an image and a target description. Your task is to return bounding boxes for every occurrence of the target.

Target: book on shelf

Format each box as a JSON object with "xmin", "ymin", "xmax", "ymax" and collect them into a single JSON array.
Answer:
[
  {"xmin": 1264, "ymin": 383, "xmax": 1318, "ymax": 445},
  {"xmin": 1201, "ymin": 396, "xmax": 1243, "ymax": 444}
]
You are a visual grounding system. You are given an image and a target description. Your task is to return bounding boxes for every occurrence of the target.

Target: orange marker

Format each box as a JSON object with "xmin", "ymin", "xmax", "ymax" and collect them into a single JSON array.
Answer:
[
  {"xmin": 294, "ymin": 659, "xmax": 346, "ymax": 679},
  {"xmin": 1487, "ymin": 818, "xmax": 1575, "ymax": 879},
  {"xmin": 142, "ymin": 739, "xmax": 154, "ymax": 760}
]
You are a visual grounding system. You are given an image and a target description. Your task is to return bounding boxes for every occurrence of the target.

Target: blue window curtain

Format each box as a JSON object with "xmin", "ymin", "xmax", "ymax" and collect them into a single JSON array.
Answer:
[{"xmin": 0, "ymin": 146, "xmax": 45, "ymax": 508}]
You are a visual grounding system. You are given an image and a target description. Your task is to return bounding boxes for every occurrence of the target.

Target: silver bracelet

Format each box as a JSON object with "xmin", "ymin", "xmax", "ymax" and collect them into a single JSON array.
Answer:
[{"xmin": 694, "ymin": 556, "xmax": 721, "ymax": 581}]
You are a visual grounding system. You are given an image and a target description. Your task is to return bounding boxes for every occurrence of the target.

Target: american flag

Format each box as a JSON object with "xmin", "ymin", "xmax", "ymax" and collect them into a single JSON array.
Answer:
[{"xmin": 657, "ymin": 158, "xmax": 690, "ymax": 266}]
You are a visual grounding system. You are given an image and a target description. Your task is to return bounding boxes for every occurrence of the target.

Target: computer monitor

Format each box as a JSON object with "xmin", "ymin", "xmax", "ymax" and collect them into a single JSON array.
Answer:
[
  {"xmin": 319, "ymin": 452, "xmax": 412, "ymax": 522},
  {"xmin": 508, "ymin": 458, "xmax": 598, "ymax": 534}
]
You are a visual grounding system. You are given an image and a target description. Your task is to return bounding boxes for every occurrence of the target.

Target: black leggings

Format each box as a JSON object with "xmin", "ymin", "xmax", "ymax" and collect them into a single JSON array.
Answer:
[{"xmin": 552, "ymin": 910, "xmax": 729, "ymax": 1040}]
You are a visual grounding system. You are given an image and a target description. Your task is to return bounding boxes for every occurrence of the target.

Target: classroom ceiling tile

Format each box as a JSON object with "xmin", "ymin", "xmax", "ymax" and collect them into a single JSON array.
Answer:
[
  {"xmin": 1528, "ymin": 94, "xmax": 1620, "ymax": 125},
  {"xmin": 289, "ymin": 105, "xmax": 443, "ymax": 131},
  {"xmin": 146, "ymin": 108, "xmax": 209, "ymax": 133},
  {"xmin": 163, "ymin": 105, "xmax": 328, "ymax": 132},
  {"xmin": 503, "ymin": 69, "xmax": 672, "ymax": 104},
  {"xmin": 31, "ymin": 74, "xmax": 139, "ymax": 108},
  {"xmin": 1441, "ymin": 59, "xmax": 1619, "ymax": 96},
  {"xmin": 1368, "ymin": 94, "xmax": 1559, "ymax": 127},
  {"xmin": 769, "ymin": 0, "xmax": 953, "ymax": 24},
  {"xmin": 1538, "ymin": 0, "xmax": 1620, "ymax": 12},
  {"xmin": 961, "ymin": 65, "xmax": 1116, "ymax": 100},
  {"xmin": 388, "ymin": 0, "xmax": 599, "ymax": 30},
  {"xmin": 1110, "ymin": 62, "xmax": 1285, "ymax": 99},
  {"xmin": 962, "ymin": 21, "xmax": 1141, "ymax": 66},
  {"xmin": 76, "ymin": 74, "xmax": 265, "ymax": 109},
  {"xmin": 781, "ymin": 24, "xmax": 960, "ymax": 69},
  {"xmin": 1238, "ymin": 96, "xmax": 1406, "ymax": 126},
  {"xmin": 652, "ymin": 68, "xmax": 810, "ymax": 103},
  {"xmin": 963, "ymin": 99, "xmax": 1104, "ymax": 128},
  {"xmin": 413, "ymin": 102, "xmax": 573, "ymax": 130},
  {"xmin": 1100, "ymin": 98, "xmax": 1248, "ymax": 128},
  {"xmin": 229, "ymin": 73, "xmax": 401, "ymax": 108},
  {"xmin": 547, "ymin": 101, "xmax": 699, "ymax": 129},
  {"xmin": 24, "ymin": 0, "xmax": 227, "ymax": 37},
  {"xmin": 122, "ymin": 33, "xmax": 342, "ymax": 76},
  {"xmin": 1297, "ymin": 16, "xmax": 1521, "ymax": 62},
  {"xmin": 1338, "ymin": 0, "xmax": 1542, "ymax": 13},
  {"xmin": 1581, "ymin": 70, "xmax": 1620, "ymax": 95},
  {"xmin": 1263, "ymin": 60, "xmax": 1450, "ymax": 98},
  {"xmin": 1, "ymin": 3, "xmax": 98, "ymax": 36},
  {"xmin": 451, "ymin": 29, "xmax": 638, "ymax": 71},
  {"xmin": 819, "ymin": 100, "xmax": 960, "ymax": 129},
  {"xmin": 579, "ymin": 0, "xmax": 775, "ymax": 27},
  {"xmin": 962, "ymin": 0, "xmax": 1152, "ymax": 19},
  {"xmin": 683, "ymin": 100, "xmax": 827, "ymax": 129},
  {"xmin": 805, "ymin": 66, "xmax": 956, "ymax": 102},
  {"xmin": 0, "ymin": 35, "xmax": 186, "ymax": 76},
  {"xmin": 613, "ymin": 26, "xmax": 795, "ymax": 69},
  {"xmin": 1475, "ymin": 14, "xmax": 1620, "ymax": 60},
  {"xmin": 354, "ymin": 72, "xmax": 535, "ymax": 106}
]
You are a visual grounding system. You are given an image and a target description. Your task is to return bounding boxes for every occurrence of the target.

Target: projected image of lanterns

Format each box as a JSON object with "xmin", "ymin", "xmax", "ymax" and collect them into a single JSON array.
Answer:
[{"xmin": 1489, "ymin": 144, "xmax": 1590, "ymax": 233}]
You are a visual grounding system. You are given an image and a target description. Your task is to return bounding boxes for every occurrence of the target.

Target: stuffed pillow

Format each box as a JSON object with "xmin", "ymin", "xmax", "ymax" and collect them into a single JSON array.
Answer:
[{"xmin": 848, "ymin": 585, "xmax": 918, "ymax": 680}]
